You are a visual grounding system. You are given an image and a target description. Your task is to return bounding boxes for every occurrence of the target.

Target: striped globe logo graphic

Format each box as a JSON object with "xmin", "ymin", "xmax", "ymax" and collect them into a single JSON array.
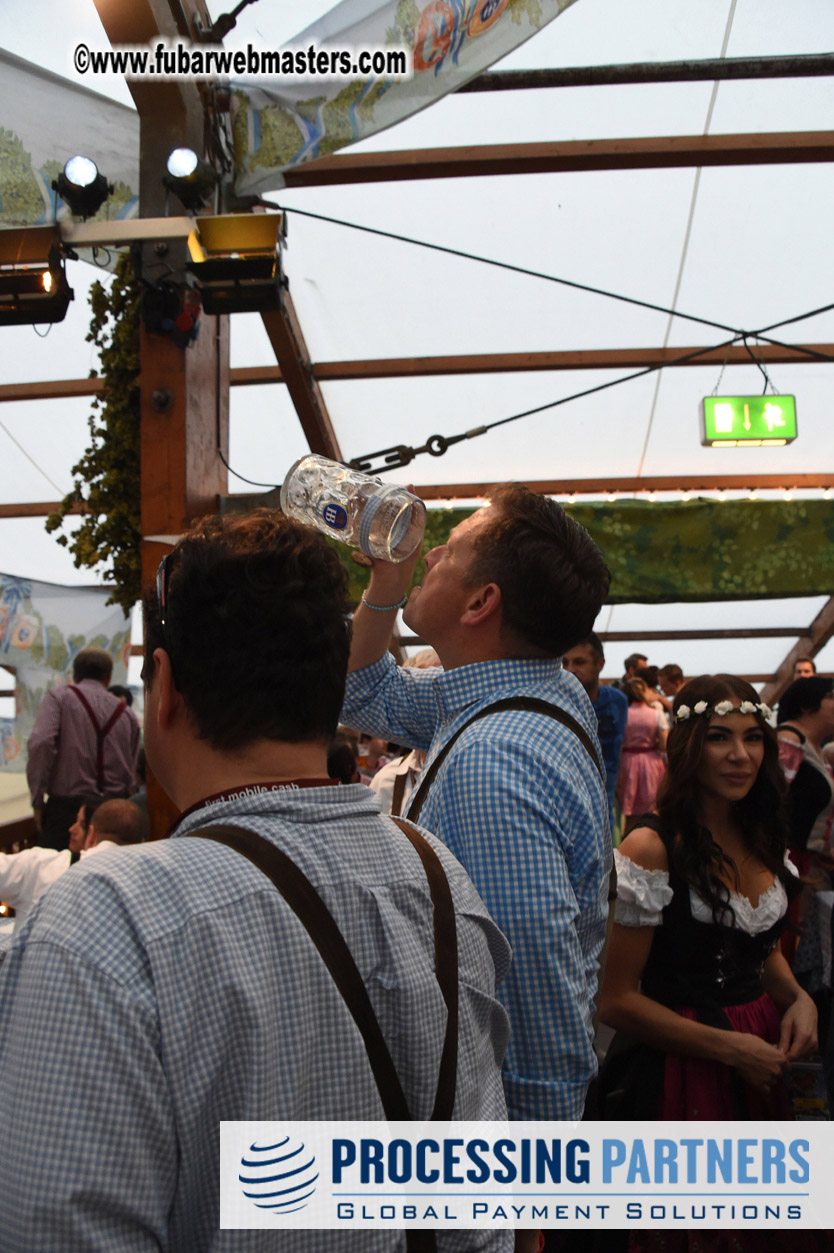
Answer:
[{"xmin": 239, "ymin": 1135, "xmax": 319, "ymax": 1215}]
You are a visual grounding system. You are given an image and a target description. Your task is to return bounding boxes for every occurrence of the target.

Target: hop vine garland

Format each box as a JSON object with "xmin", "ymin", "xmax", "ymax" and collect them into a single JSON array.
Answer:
[{"xmin": 46, "ymin": 252, "xmax": 141, "ymax": 615}]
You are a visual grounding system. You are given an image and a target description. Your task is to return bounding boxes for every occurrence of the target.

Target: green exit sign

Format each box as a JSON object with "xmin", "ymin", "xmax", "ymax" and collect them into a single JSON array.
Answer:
[{"xmin": 701, "ymin": 395, "xmax": 797, "ymax": 446}]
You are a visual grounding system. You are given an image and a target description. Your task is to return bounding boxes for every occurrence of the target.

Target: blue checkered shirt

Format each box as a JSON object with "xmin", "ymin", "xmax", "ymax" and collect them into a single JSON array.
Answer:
[
  {"xmin": 343, "ymin": 655, "xmax": 611, "ymax": 1122},
  {"xmin": 0, "ymin": 786, "xmax": 511, "ymax": 1252}
]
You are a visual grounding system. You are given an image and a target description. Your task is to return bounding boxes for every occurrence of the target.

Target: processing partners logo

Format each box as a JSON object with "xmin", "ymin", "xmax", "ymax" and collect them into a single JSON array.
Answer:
[
  {"xmin": 221, "ymin": 1121, "xmax": 833, "ymax": 1233},
  {"xmin": 239, "ymin": 1134, "xmax": 318, "ymax": 1216}
]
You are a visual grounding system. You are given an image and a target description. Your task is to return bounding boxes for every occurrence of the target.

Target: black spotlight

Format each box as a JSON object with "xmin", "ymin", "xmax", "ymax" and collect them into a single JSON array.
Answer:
[
  {"xmin": 52, "ymin": 156, "xmax": 113, "ymax": 220},
  {"xmin": 0, "ymin": 227, "xmax": 74, "ymax": 326},
  {"xmin": 163, "ymin": 148, "xmax": 220, "ymax": 214}
]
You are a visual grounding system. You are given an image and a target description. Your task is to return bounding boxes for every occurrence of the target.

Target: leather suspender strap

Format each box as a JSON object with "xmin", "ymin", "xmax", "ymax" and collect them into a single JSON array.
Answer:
[
  {"xmin": 406, "ymin": 695, "xmax": 606, "ymax": 825},
  {"xmin": 69, "ymin": 685, "xmax": 127, "ymax": 791},
  {"xmin": 390, "ymin": 817, "xmax": 458, "ymax": 1121},
  {"xmin": 187, "ymin": 821, "xmax": 458, "ymax": 1123},
  {"xmin": 391, "ymin": 765, "xmax": 408, "ymax": 818}
]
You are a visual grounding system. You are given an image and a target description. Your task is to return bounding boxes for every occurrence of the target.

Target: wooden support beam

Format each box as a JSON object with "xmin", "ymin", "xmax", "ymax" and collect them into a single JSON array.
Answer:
[
  {"xmin": 283, "ymin": 132, "xmax": 834, "ymax": 188},
  {"xmin": 760, "ymin": 598, "xmax": 834, "ymax": 705},
  {"xmin": 260, "ymin": 293, "xmax": 342, "ymax": 460},
  {"xmin": 414, "ymin": 475, "xmax": 834, "ymax": 499},
  {"xmin": 460, "ymin": 54, "xmax": 834, "ymax": 93},
  {"xmin": 601, "ymin": 629, "xmax": 814, "ymax": 642},
  {"xmin": 93, "ymin": 0, "xmax": 227, "ymax": 840},
  {"xmin": 304, "ymin": 343, "xmax": 834, "ymax": 380},
  {"xmin": 0, "ymin": 502, "xmax": 85, "ymax": 519},
  {"xmin": 4, "ymin": 342, "xmax": 831, "ymax": 405}
]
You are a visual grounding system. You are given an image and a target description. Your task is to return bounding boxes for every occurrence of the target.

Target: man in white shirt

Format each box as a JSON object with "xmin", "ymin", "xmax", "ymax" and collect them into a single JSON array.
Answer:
[{"xmin": 0, "ymin": 799, "xmax": 145, "ymax": 931}]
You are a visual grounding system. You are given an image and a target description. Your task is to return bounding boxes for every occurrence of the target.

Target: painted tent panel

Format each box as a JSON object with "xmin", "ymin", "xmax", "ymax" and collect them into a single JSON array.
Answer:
[{"xmin": 0, "ymin": 574, "xmax": 130, "ymax": 773}]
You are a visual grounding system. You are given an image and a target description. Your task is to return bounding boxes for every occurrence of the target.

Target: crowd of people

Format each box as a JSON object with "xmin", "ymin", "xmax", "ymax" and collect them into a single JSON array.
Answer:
[{"xmin": 0, "ymin": 491, "xmax": 829, "ymax": 1252}]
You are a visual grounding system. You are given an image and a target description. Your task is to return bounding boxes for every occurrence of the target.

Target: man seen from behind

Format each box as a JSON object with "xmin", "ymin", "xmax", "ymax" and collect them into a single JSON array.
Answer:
[{"xmin": 0, "ymin": 510, "xmax": 511, "ymax": 1252}]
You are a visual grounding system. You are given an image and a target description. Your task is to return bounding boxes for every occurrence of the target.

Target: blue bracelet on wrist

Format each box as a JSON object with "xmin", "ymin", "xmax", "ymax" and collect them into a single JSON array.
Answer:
[{"xmin": 361, "ymin": 592, "xmax": 408, "ymax": 612}]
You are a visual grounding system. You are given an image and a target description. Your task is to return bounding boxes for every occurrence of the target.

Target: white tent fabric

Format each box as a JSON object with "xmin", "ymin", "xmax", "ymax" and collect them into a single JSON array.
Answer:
[{"xmin": 1, "ymin": 0, "xmax": 833, "ymax": 681}]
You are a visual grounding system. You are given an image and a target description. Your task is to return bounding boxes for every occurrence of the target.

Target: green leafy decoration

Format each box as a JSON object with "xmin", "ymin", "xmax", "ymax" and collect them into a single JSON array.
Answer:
[{"xmin": 45, "ymin": 252, "xmax": 141, "ymax": 615}]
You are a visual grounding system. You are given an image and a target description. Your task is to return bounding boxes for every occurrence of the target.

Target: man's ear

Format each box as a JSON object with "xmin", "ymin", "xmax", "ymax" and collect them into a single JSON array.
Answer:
[
  {"xmin": 460, "ymin": 582, "xmax": 502, "ymax": 628},
  {"xmin": 152, "ymin": 648, "xmax": 182, "ymax": 729}
]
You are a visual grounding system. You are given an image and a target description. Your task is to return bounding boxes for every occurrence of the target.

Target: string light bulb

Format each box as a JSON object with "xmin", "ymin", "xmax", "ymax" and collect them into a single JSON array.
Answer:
[
  {"xmin": 783, "ymin": 488, "xmax": 794, "ymax": 502},
  {"xmin": 824, "ymin": 488, "xmax": 833, "ymax": 500},
  {"xmin": 648, "ymin": 490, "xmax": 658, "ymax": 502},
  {"xmin": 748, "ymin": 488, "xmax": 758, "ymax": 501},
  {"xmin": 681, "ymin": 490, "xmax": 692, "ymax": 502},
  {"xmin": 718, "ymin": 489, "xmax": 727, "ymax": 502},
  {"xmin": 606, "ymin": 492, "xmax": 617, "ymax": 503}
]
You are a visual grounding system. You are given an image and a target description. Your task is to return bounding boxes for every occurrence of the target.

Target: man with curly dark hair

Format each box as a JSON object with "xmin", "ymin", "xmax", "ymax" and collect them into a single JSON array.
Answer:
[{"xmin": 0, "ymin": 509, "xmax": 512, "ymax": 1253}]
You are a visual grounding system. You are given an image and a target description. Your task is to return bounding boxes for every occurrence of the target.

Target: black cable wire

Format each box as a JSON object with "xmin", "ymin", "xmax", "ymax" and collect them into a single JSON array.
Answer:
[
  {"xmin": 278, "ymin": 204, "xmax": 744, "ymax": 338},
  {"xmin": 218, "ymin": 447, "xmax": 278, "ymax": 489},
  {"xmin": 459, "ymin": 337, "xmax": 742, "ymax": 436},
  {"xmin": 279, "ymin": 202, "xmax": 834, "ymax": 364},
  {"xmin": 214, "ymin": 204, "xmax": 834, "ymax": 479}
]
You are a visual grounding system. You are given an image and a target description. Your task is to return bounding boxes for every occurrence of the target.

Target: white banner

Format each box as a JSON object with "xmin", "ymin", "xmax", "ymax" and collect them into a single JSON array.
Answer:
[
  {"xmin": 232, "ymin": 0, "xmax": 580, "ymax": 196},
  {"xmin": 220, "ymin": 1120, "xmax": 832, "ymax": 1231},
  {"xmin": 0, "ymin": 573, "xmax": 130, "ymax": 773},
  {"xmin": 0, "ymin": 49, "xmax": 138, "ymax": 228}
]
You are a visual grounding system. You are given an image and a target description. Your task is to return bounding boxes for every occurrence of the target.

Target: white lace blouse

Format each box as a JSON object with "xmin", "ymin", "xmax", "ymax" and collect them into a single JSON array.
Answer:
[{"xmin": 613, "ymin": 846, "xmax": 799, "ymax": 937}]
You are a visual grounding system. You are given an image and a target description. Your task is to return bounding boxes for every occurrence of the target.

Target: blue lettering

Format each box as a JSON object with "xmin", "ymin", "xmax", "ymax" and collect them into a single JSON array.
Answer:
[
  {"xmin": 417, "ymin": 1139, "xmax": 440, "ymax": 1184},
  {"xmin": 626, "ymin": 1140, "xmax": 651, "ymax": 1185},
  {"xmin": 404, "ymin": 1206, "xmax": 417, "ymax": 1220},
  {"xmin": 603, "ymin": 1139, "xmax": 626, "ymax": 1183},
  {"xmin": 707, "ymin": 1139, "xmax": 733, "ymax": 1184},
  {"xmin": 626, "ymin": 1203, "xmax": 642, "ymax": 1220},
  {"xmin": 737, "ymin": 1140, "xmax": 757, "ymax": 1184},
  {"xmin": 388, "ymin": 1139, "xmax": 411, "ymax": 1184},
  {"xmin": 337, "ymin": 1203, "xmax": 353, "ymax": 1219},
  {"xmin": 535, "ymin": 1139, "xmax": 560, "ymax": 1184},
  {"xmin": 465, "ymin": 1139, "xmax": 490, "ymax": 1183},
  {"xmin": 680, "ymin": 1139, "xmax": 703, "ymax": 1183},
  {"xmin": 360, "ymin": 1139, "xmax": 384, "ymax": 1184},
  {"xmin": 655, "ymin": 1139, "xmax": 678, "ymax": 1184},
  {"xmin": 761, "ymin": 1139, "xmax": 785, "ymax": 1184},
  {"xmin": 567, "ymin": 1139, "xmax": 589, "ymax": 1185},
  {"xmin": 788, "ymin": 1140, "xmax": 809, "ymax": 1184},
  {"xmin": 443, "ymin": 1139, "xmax": 464, "ymax": 1184},
  {"xmin": 332, "ymin": 1140, "xmax": 355, "ymax": 1184},
  {"xmin": 493, "ymin": 1139, "xmax": 517, "ymax": 1184}
]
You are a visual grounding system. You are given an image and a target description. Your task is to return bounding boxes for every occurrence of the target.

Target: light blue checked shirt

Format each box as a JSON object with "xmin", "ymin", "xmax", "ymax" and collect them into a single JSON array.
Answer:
[
  {"xmin": 0, "ymin": 785, "xmax": 511, "ymax": 1252},
  {"xmin": 343, "ymin": 655, "xmax": 611, "ymax": 1122}
]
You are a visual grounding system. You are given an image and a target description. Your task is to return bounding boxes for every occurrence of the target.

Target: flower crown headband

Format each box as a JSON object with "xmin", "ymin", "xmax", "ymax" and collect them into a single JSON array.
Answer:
[{"xmin": 675, "ymin": 699, "xmax": 774, "ymax": 724}]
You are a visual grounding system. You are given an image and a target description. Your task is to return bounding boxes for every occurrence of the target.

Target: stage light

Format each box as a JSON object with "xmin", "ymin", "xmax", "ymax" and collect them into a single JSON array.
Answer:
[
  {"xmin": 53, "ymin": 156, "xmax": 113, "ymax": 219},
  {"xmin": 186, "ymin": 213, "xmax": 284, "ymax": 314},
  {"xmin": 163, "ymin": 148, "xmax": 220, "ymax": 213},
  {"xmin": 0, "ymin": 226, "xmax": 73, "ymax": 326}
]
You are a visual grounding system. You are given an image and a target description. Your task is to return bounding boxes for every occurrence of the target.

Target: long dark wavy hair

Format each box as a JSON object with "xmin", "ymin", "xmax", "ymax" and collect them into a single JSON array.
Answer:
[{"xmin": 655, "ymin": 674, "xmax": 796, "ymax": 924}]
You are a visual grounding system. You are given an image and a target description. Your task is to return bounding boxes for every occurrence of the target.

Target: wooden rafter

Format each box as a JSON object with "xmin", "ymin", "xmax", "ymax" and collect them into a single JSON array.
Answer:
[
  {"xmin": 3, "ymin": 342, "xmax": 831, "ymax": 405},
  {"xmin": 6, "ymin": 474, "xmax": 832, "ymax": 519},
  {"xmin": 414, "ymin": 476, "xmax": 834, "ymax": 499},
  {"xmin": 260, "ymin": 293, "xmax": 342, "ymax": 460},
  {"xmin": 283, "ymin": 132, "xmax": 834, "ymax": 188},
  {"xmin": 760, "ymin": 597, "xmax": 834, "ymax": 704},
  {"xmin": 461, "ymin": 54, "xmax": 834, "ymax": 93}
]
